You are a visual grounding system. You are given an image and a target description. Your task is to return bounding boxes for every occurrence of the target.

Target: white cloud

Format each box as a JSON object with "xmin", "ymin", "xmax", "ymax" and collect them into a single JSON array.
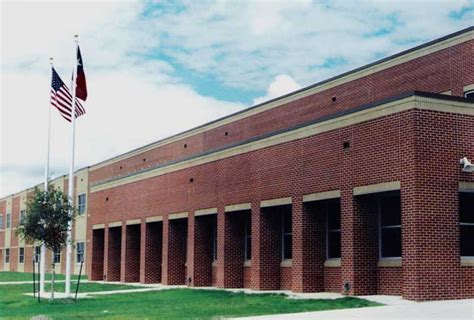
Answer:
[
  {"xmin": 147, "ymin": 0, "xmax": 472, "ymax": 90},
  {"xmin": 253, "ymin": 74, "xmax": 301, "ymax": 105},
  {"xmin": 0, "ymin": 0, "xmax": 244, "ymax": 197}
]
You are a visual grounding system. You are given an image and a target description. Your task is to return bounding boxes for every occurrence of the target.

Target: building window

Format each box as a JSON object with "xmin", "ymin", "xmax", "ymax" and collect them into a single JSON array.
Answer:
[
  {"xmin": 212, "ymin": 218, "xmax": 217, "ymax": 261},
  {"xmin": 53, "ymin": 248, "xmax": 61, "ymax": 264},
  {"xmin": 379, "ymin": 194, "xmax": 402, "ymax": 258},
  {"xmin": 20, "ymin": 210, "xmax": 26, "ymax": 224},
  {"xmin": 0, "ymin": 215, "xmax": 3, "ymax": 229},
  {"xmin": 460, "ymin": 193, "xmax": 474, "ymax": 257},
  {"xmin": 326, "ymin": 199, "xmax": 341, "ymax": 259},
  {"xmin": 5, "ymin": 248, "xmax": 10, "ymax": 264},
  {"xmin": 464, "ymin": 90, "xmax": 474, "ymax": 99},
  {"xmin": 77, "ymin": 194, "xmax": 86, "ymax": 215},
  {"xmin": 19, "ymin": 248, "xmax": 25, "ymax": 264},
  {"xmin": 6, "ymin": 214, "xmax": 11, "ymax": 229},
  {"xmin": 244, "ymin": 216, "xmax": 251, "ymax": 261},
  {"xmin": 281, "ymin": 209, "xmax": 292, "ymax": 260},
  {"xmin": 34, "ymin": 246, "xmax": 41, "ymax": 263},
  {"xmin": 76, "ymin": 242, "xmax": 85, "ymax": 263}
]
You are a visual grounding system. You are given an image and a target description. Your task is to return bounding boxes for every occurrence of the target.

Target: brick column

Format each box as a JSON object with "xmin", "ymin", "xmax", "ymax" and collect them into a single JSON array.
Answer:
[
  {"xmin": 103, "ymin": 227, "xmax": 109, "ymax": 281},
  {"xmin": 161, "ymin": 216, "xmax": 170, "ymax": 284},
  {"xmin": 163, "ymin": 217, "xmax": 187, "ymax": 285},
  {"xmin": 91, "ymin": 228, "xmax": 105, "ymax": 281},
  {"xmin": 107, "ymin": 226, "xmax": 122, "ymax": 282},
  {"xmin": 186, "ymin": 212, "xmax": 195, "ymax": 286},
  {"xmin": 221, "ymin": 209, "xmax": 246, "ymax": 288},
  {"xmin": 401, "ymin": 111, "xmax": 462, "ymax": 301},
  {"xmin": 120, "ymin": 225, "xmax": 126, "ymax": 282},
  {"xmin": 215, "ymin": 207, "xmax": 226, "ymax": 288},
  {"xmin": 341, "ymin": 191, "xmax": 378, "ymax": 296},
  {"xmin": 144, "ymin": 221, "xmax": 162, "ymax": 283},
  {"xmin": 292, "ymin": 198, "xmax": 325, "ymax": 292},
  {"xmin": 139, "ymin": 221, "xmax": 146, "ymax": 283},
  {"xmin": 124, "ymin": 224, "xmax": 141, "ymax": 282},
  {"xmin": 191, "ymin": 214, "xmax": 215, "ymax": 287},
  {"xmin": 251, "ymin": 202, "xmax": 281, "ymax": 290}
]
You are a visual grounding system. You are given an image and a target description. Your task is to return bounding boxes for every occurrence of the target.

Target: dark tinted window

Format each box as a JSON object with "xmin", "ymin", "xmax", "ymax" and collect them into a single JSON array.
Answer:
[
  {"xmin": 327, "ymin": 199, "xmax": 341, "ymax": 259},
  {"xmin": 380, "ymin": 195, "xmax": 402, "ymax": 258},
  {"xmin": 460, "ymin": 192, "xmax": 474, "ymax": 256}
]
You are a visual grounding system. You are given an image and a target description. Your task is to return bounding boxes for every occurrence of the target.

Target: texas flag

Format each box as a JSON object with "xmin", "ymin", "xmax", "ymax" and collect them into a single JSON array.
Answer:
[{"xmin": 75, "ymin": 45, "xmax": 88, "ymax": 101}]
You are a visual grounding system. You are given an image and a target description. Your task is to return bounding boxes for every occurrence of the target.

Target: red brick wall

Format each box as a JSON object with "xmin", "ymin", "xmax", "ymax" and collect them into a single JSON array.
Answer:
[
  {"xmin": 91, "ymin": 229, "xmax": 104, "ymax": 280},
  {"xmin": 280, "ymin": 266, "xmax": 292, "ymax": 290},
  {"xmin": 107, "ymin": 226, "xmax": 121, "ymax": 281},
  {"xmin": 243, "ymin": 266, "xmax": 252, "ymax": 288},
  {"xmin": 125, "ymin": 224, "xmax": 141, "ymax": 282},
  {"xmin": 163, "ymin": 218, "xmax": 187, "ymax": 285},
  {"xmin": 89, "ymin": 40, "xmax": 474, "ymax": 187},
  {"xmin": 144, "ymin": 222, "xmax": 162, "ymax": 283},
  {"xmin": 461, "ymin": 267, "xmax": 474, "ymax": 298},
  {"xmin": 378, "ymin": 267, "xmax": 402, "ymax": 295},
  {"xmin": 324, "ymin": 267, "xmax": 341, "ymax": 292}
]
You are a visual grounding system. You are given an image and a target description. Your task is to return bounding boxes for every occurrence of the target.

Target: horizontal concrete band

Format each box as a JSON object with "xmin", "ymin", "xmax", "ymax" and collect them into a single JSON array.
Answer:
[
  {"xmin": 89, "ymin": 29, "xmax": 473, "ymax": 172},
  {"xmin": 353, "ymin": 181, "xmax": 401, "ymax": 196},
  {"xmin": 324, "ymin": 259, "xmax": 341, "ymax": 267},
  {"xmin": 260, "ymin": 197, "xmax": 292, "ymax": 208},
  {"xmin": 461, "ymin": 258, "xmax": 474, "ymax": 267},
  {"xmin": 92, "ymin": 224, "xmax": 105, "ymax": 230},
  {"xmin": 459, "ymin": 181, "xmax": 474, "ymax": 192},
  {"xmin": 126, "ymin": 219, "xmax": 141, "ymax": 225},
  {"xmin": 378, "ymin": 259, "xmax": 402, "ymax": 267},
  {"xmin": 91, "ymin": 97, "xmax": 474, "ymax": 194},
  {"xmin": 108, "ymin": 221, "xmax": 122, "ymax": 228},
  {"xmin": 303, "ymin": 190, "xmax": 341, "ymax": 202},
  {"xmin": 168, "ymin": 212, "xmax": 188, "ymax": 220},
  {"xmin": 195, "ymin": 208, "xmax": 217, "ymax": 217},
  {"xmin": 225, "ymin": 203, "xmax": 252, "ymax": 212},
  {"xmin": 146, "ymin": 215, "xmax": 163, "ymax": 223}
]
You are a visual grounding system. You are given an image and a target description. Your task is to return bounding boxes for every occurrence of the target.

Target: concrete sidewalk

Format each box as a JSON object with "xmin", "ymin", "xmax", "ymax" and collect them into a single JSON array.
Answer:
[{"xmin": 235, "ymin": 299, "xmax": 474, "ymax": 320}]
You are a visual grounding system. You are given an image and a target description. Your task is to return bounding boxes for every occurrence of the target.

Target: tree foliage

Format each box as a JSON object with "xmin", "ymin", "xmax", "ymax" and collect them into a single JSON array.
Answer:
[{"xmin": 16, "ymin": 184, "xmax": 75, "ymax": 252}]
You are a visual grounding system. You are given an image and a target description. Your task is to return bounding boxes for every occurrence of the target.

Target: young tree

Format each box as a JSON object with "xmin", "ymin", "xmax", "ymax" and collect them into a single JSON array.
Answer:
[{"xmin": 16, "ymin": 184, "xmax": 76, "ymax": 299}]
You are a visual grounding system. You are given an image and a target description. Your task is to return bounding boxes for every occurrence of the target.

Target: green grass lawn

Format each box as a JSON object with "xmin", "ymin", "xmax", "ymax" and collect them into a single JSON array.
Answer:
[
  {"xmin": 0, "ymin": 272, "xmax": 381, "ymax": 320},
  {"xmin": 0, "ymin": 271, "xmax": 87, "ymax": 282}
]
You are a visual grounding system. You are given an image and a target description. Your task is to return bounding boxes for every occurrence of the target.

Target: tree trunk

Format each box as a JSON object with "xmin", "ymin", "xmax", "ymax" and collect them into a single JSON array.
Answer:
[{"xmin": 51, "ymin": 262, "xmax": 55, "ymax": 300}]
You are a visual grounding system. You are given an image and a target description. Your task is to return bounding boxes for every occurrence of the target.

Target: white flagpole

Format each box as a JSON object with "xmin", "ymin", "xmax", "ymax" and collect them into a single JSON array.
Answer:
[
  {"xmin": 40, "ymin": 57, "xmax": 54, "ymax": 296},
  {"xmin": 65, "ymin": 35, "xmax": 79, "ymax": 296}
]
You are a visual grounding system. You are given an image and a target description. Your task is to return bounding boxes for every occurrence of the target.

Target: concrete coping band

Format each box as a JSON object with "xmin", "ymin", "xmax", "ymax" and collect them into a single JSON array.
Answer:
[
  {"xmin": 92, "ymin": 223, "xmax": 105, "ymax": 230},
  {"xmin": 168, "ymin": 212, "xmax": 189, "ymax": 220},
  {"xmin": 126, "ymin": 219, "xmax": 141, "ymax": 225},
  {"xmin": 260, "ymin": 197, "xmax": 292, "ymax": 208},
  {"xmin": 459, "ymin": 181, "xmax": 474, "ymax": 192},
  {"xmin": 225, "ymin": 203, "xmax": 252, "ymax": 212},
  {"xmin": 324, "ymin": 259, "xmax": 341, "ymax": 268},
  {"xmin": 303, "ymin": 190, "xmax": 341, "ymax": 203},
  {"xmin": 461, "ymin": 257, "xmax": 474, "ymax": 267},
  {"xmin": 378, "ymin": 259, "xmax": 402, "ymax": 267},
  {"xmin": 280, "ymin": 259, "xmax": 292, "ymax": 267},
  {"xmin": 353, "ymin": 181, "xmax": 401, "ymax": 196},
  {"xmin": 464, "ymin": 83, "xmax": 474, "ymax": 92},
  {"xmin": 195, "ymin": 207, "xmax": 218, "ymax": 217},
  {"xmin": 146, "ymin": 215, "xmax": 163, "ymax": 223},
  {"xmin": 108, "ymin": 221, "xmax": 122, "ymax": 228}
]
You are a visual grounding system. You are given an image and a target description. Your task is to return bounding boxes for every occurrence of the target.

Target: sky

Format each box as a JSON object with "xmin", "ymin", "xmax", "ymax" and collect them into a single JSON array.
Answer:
[{"xmin": 0, "ymin": 0, "xmax": 473, "ymax": 197}]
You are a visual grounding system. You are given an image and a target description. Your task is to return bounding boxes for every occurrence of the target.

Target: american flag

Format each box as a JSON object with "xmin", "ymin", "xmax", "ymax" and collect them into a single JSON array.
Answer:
[{"xmin": 50, "ymin": 67, "xmax": 85, "ymax": 122}]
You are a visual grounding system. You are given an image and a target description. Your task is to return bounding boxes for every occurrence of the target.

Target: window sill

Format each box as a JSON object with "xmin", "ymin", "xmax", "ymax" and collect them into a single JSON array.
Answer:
[
  {"xmin": 280, "ymin": 259, "xmax": 292, "ymax": 267},
  {"xmin": 378, "ymin": 258, "xmax": 402, "ymax": 267},
  {"xmin": 212, "ymin": 260, "xmax": 217, "ymax": 267},
  {"xmin": 324, "ymin": 259, "xmax": 341, "ymax": 267},
  {"xmin": 461, "ymin": 257, "xmax": 474, "ymax": 267},
  {"xmin": 243, "ymin": 260, "xmax": 251, "ymax": 267}
]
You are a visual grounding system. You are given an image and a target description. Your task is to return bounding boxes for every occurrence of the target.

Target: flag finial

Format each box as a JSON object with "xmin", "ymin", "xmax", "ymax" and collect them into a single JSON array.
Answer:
[{"xmin": 49, "ymin": 57, "xmax": 53, "ymax": 65}]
